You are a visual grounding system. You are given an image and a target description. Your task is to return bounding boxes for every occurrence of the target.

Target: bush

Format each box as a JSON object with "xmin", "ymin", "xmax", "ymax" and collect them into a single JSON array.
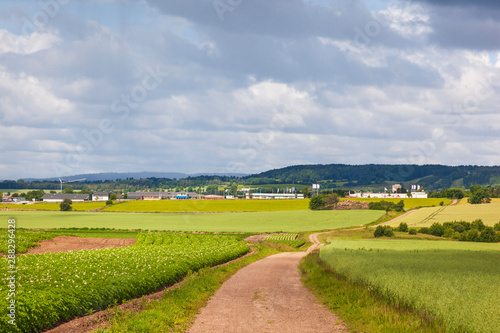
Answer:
[
  {"xmin": 368, "ymin": 200, "xmax": 405, "ymax": 212},
  {"xmin": 443, "ymin": 227, "xmax": 454, "ymax": 238},
  {"xmin": 106, "ymin": 200, "xmax": 113, "ymax": 205},
  {"xmin": 408, "ymin": 228, "xmax": 417, "ymax": 235},
  {"xmin": 374, "ymin": 225, "xmax": 394, "ymax": 237},
  {"xmin": 398, "ymin": 222, "xmax": 408, "ymax": 232},
  {"xmin": 419, "ymin": 227, "xmax": 430, "ymax": 234},
  {"xmin": 324, "ymin": 193, "xmax": 339, "ymax": 206},
  {"xmin": 59, "ymin": 198, "xmax": 73, "ymax": 211},
  {"xmin": 439, "ymin": 201, "xmax": 444, "ymax": 206},
  {"xmin": 429, "ymin": 222, "xmax": 445, "ymax": 237},
  {"xmin": 309, "ymin": 196, "xmax": 326, "ymax": 210},
  {"xmin": 479, "ymin": 227, "xmax": 496, "ymax": 242},
  {"xmin": 471, "ymin": 219, "xmax": 486, "ymax": 231},
  {"xmin": 494, "ymin": 222, "xmax": 500, "ymax": 231}
]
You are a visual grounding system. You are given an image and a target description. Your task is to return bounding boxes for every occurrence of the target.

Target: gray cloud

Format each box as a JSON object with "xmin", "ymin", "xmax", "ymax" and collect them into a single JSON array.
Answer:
[{"xmin": 0, "ymin": 0, "xmax": 499, "ymax": 179}]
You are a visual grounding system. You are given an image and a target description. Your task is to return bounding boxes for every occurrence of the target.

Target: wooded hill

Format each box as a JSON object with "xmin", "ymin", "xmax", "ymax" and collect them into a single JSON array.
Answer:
[
  {"xmin": 2, "ymin": 164, "xmax": 500, "ymax": 192},
  {"xmin": 242, "ymin": 164, "xmax": 500, "ymax": 191}
]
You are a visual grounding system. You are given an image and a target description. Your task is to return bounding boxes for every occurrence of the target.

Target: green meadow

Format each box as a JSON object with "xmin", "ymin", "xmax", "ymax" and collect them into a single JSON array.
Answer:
[
  {"xmin": 1, "ymin": 210, "xmax": 384, "ymax": 233},
  {"xmin": 387, "ymin": 202, "xmax": 500, "ymax": 228}
]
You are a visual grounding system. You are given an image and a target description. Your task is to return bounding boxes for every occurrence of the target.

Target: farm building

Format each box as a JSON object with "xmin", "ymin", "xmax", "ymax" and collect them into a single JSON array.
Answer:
[
  {"xmin": 41, "ymin": 193, "xmax": 91, "ymax": 202},
  {"xmin": 91, "ymin": 192, "xmax": 110, "ymax": 201},
  {"xmin": 245, "ymin": 193, "xmax": 305, "ymax": 199},
  {"xmin": 126, "ymin": 191, "xmax": 204, "ymax": 200},
  {"xmin": 347, "ymin": 191, "xmax": 428, "ymax": 199}
]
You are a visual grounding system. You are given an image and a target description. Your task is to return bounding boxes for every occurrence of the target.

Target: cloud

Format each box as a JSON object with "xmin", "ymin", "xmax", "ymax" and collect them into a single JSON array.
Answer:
[{"xmin": 0, "ymin": 0, "xmax": 499, "ymax": 179}]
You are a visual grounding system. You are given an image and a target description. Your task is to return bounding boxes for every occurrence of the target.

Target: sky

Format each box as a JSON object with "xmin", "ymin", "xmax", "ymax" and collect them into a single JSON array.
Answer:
[{"xmin": 0, "ymin": 0, "xmax": 499, "ymax": 180}]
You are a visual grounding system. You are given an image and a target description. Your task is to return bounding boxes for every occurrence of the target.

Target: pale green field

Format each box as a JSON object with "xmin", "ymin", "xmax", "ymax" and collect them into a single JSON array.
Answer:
[
  {"xmin": 387, "ymin": 203, "xmax": 500, "ymax": 228},
  {"xmin": 0, "ymin": 202, "xmax": 107, "ymax": 211},
  {"xmin": 320, "ymin": 239, "xmax": 500, "ymax": 332},
  {"xmin": 0, "ymin": 210, "xmax": 384, "ymax": 233},
  {"xmin": 340, "ymin": 197, "xmax": 450, "ymax": 209},
  {"xmin": 104, "ymin": 199, "xmax": 309, "ymax": 212}
]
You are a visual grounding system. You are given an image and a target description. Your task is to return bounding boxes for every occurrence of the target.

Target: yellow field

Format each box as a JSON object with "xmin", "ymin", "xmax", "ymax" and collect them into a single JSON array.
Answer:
[
  {"xmin": 103, "ymin": 199, "xmax": 309, "ymax": 212},
  {"xmin": 387, "ymin": 203, "xmax": 500, "ymax": 228},
  {"xmin": 340, "ymin": 197, "xmax": 450, "ymax": 210}
]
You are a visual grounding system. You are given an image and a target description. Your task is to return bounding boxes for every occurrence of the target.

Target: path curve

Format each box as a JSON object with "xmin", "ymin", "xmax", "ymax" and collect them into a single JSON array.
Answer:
[{"xmin": 188, "ymin": 234, "xmax": 347, "ymax": 333}]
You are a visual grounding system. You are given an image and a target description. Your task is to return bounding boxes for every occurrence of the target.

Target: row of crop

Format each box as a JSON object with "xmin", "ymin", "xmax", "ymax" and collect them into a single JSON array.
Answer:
[
  {"xmin": 0, "ymin": 233, "xmax": 249, "ymax": 332},
  {"xmin": 320, "ymin": 240, "xmax": 500, "ymax": 332},
  {"xmin": 263, "ymin": 233, "xmax": 304, "ymax": 248},
  {"xmin": 264, "ymin": 233, "xmax": 299, "ymax": 241}
]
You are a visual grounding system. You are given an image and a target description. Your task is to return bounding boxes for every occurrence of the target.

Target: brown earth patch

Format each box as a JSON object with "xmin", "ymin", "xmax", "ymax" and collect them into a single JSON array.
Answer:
[
  {"xmin": 26, "ymin": 236, "xmax": 135, "ymax": 254},
  {"xmin": 243, "ymin": 234, "xmax": 269, "ymax": 242}
]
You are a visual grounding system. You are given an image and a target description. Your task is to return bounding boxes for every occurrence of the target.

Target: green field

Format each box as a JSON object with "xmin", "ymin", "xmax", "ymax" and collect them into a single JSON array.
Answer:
[
  {"xmin": 340, "ymin": 197, "xmax": 450, "ymax": 209},
  {"xmin": 320, "ymin": 239, "xmax": 500, "ymax": 332},
  {"xmin": 0, "ymin": 202, "xmax": 107, "ymax": 211},
  {"xmin": 104, "ymin": 199, "xmax": 309, "ymax": 212},
  {"xmin": 0, "ymin": 233, "xmax": 249, "ymax": 332},
  {"xmin": 387, "ymin": 203, "xmax": 500, "ymax": 228},
  {"xmin": 1, "ymin": 210, "xmax": 384, "ymax": 233}
]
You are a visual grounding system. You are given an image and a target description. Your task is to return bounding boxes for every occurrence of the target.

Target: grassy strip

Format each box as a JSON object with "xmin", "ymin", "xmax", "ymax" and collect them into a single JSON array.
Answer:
[
  {"xmin": 300, "ymin": 252, "xmax": 444, "ymax": 333},
  {"xmin": 94, "ymin": 244, "xmax": 280, "ymax": 332}
]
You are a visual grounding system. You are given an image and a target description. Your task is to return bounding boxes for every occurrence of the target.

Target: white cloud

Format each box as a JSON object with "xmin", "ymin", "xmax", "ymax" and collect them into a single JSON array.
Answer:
[{"xmin": 0, "ymin": 29, "xmax": 61, "ymax": 55}]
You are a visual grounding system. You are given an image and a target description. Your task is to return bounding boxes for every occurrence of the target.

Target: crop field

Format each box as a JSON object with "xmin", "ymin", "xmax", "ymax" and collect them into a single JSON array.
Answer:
[
  {"xmin": 320, "ymin": 239, "xmax": 500, "ymax": 332},
  {"xmin": 339, "ymin": 197, "xmax": 450, "ymax": 209},
  {"xmin": 264, "ymin": 233, "xmax": 305, "ymax": 247},
  {"xmin": 386, "ymin": 203, "xmax": 500, "ymax": 228},
  {"xmin": 1, "ymin": 210, "xmax": 384, "ymax": 233},
  {"xmin": 0, "ymin": 202, "xmax": 107, "ymax": 211},
  {"xmin": 103, "ymin": 199, "xmax": 309, "ymax": 212},
  {"xmin": 0, "ymin": 232, "xmax": 249, "ymax": 332}
]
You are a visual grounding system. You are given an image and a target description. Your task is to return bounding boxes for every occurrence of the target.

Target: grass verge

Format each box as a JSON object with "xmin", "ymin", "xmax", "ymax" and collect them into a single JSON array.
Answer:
[
  {"xmin": 94, "ymin": 244, "xmax": 281, "ymax": 332},
  {"xmin": 299, "ymin": 251, "xmax": 444, "ymax": 333}
]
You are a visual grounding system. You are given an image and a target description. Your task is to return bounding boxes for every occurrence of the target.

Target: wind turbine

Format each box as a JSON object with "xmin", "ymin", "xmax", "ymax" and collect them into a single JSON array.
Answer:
[{"xmin": 59, "ymin": 178, "xmax": 86, "ymax": 193}]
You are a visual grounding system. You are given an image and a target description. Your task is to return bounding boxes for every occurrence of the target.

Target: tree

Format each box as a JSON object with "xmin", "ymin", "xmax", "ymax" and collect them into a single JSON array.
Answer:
[
  {"xmin": 0, "ymin": 192, "xmax": 2, "ymax": 202},
  {"xmin": 302, "ymin": 186, "xmax": 310, "ymax": 198},
  {"xmin": 25, "ymin": 190, "xmax": 45, "ymax": 201},
  {"xmin": 398, "ymin": 222, "xmax": 408, "ymax": 232},
  {"xmin": 60, "ymin": 198, "xmax": 73, "ymax": 211},
  {"xmin": 63, "ymin": 187, "xmax": 74, "ymax": 194},
  {"xmin": 309, "ymin": 196, "xmax": 325, "ymax": 210},
  {"xmin": 110, "ymin": 193, "xmax": 117, "ymax": 200},
  {"xmin": 324, "ymin": 193, "xmax": 339, "ymax": 207},
  {"xmin": 468, "ymin": 188, "xmax": 491, "ymax": 204}
]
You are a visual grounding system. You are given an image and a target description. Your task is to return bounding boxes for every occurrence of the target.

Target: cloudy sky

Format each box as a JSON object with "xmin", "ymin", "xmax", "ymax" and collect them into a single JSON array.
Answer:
[{"xmin": 0, "ymin": 0, "xmax": 499, "ymax": 180}]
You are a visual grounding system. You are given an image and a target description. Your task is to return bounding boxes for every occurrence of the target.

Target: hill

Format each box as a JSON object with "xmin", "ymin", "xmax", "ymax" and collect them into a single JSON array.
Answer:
[{"xmin": 243, "ymin": 164, "xmax": 500, "ymax": 191}]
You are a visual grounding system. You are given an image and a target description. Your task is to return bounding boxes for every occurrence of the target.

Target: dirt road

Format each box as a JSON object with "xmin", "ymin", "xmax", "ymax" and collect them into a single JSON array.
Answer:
[{"xmin": 188, "ymin": 234, "xmax": 348, "ymax": 333}]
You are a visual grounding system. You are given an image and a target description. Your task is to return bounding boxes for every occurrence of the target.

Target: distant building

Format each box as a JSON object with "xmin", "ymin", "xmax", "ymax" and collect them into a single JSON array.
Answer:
[
  {"xmin": 41, "ymin": 193, "xmax": 91, "ymax": 202},
  {"xmin": 91, "ymin": 192, "xmax": 110, "ymax": 201},
  {"xmin": 245, "ymin": 193, "xmax": 305, "ymax": 199},
  {"xmin": 392, "ymin": 184, "xmax": 402, "ymax": 193},
  {"xmin": 126, "ymin": 191, "xmax": 204, "ymax": 200}
]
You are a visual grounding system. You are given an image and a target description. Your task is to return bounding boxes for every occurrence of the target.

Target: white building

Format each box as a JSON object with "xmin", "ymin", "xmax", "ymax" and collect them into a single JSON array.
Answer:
[
  {"xmin": 245, "ymin": 193, "xmax": 304, "ymax": 199},
  {"xmin": 92, "ymin": 192, "xmax": 110, "ymax": 201}
]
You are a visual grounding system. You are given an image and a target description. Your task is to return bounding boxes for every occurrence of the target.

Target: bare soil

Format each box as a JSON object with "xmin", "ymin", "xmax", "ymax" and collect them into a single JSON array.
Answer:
[{"xmin": 27, "ymin": 236, "xmax": 135, "ymax": 254}]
